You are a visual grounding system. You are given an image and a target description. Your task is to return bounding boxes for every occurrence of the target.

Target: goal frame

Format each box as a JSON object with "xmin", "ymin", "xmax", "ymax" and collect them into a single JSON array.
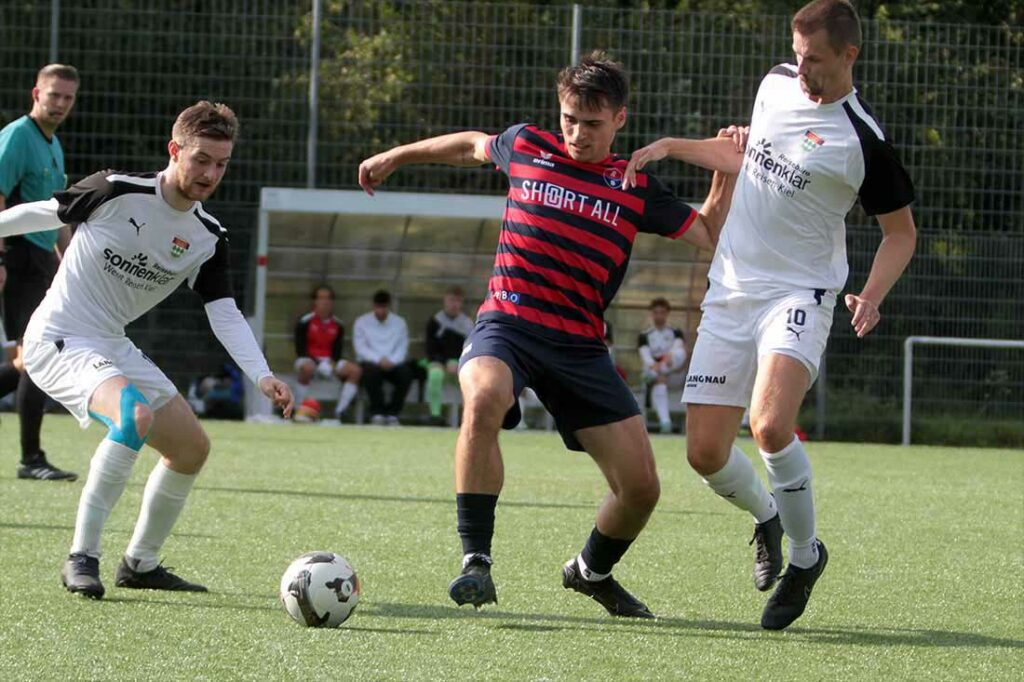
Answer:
[{"xmin": 902, "ymin": 336, "xmax": 1024, "ymax": 446}]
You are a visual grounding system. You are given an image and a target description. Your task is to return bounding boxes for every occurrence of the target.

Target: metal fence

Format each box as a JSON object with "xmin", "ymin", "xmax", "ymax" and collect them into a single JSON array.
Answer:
[{"xmin": 1, "ymin": 1, "xmax": 1020, "ymax": 442}]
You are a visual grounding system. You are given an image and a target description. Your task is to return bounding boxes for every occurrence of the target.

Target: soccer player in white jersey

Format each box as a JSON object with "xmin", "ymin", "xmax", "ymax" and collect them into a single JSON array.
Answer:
[
  {"xmin": 637, "ymin": 297, "xmax": 687, "ymax": 434},
  {"xmin": 624, "ymin": 0, "xmax": 917, "ymax": 629},
  {"xmin": 0, "ymin": 101, "xmax": 294, "ymax": 598}
]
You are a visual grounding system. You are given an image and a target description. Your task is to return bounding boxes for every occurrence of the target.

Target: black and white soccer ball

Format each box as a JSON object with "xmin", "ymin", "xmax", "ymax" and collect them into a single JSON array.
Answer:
[{"xmin": 280, "ymin": 551, "xmax": 360, "ymax": 627}]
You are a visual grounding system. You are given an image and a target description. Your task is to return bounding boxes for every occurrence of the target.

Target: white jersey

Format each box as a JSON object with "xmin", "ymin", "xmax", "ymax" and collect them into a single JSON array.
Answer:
[
  {"xmin": 710, "ymin": 63, "xmax": 915, "ymax": 297},
  {"xmin": 638, "ymin": 325, "xmax": 686, "ymax": 373},
  {"xmin": 25, "ymin": 170, "xmax": 233, "ymax": 342}
]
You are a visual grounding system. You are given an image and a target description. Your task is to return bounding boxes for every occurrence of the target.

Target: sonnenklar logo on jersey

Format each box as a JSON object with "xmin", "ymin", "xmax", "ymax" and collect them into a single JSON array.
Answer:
[
  {"xmin": 171, "ymin": 236, "xmax": 190, "ymax": 258},
  {"xmin": 746, "ymin": 138, "xmax": 811, "ymax": 196},
  {"xmin": 802, "ymin": 130, "xmax": 825, "ymax": 153},
  {"xmin": 102, "ymin": 248, "xmax": 174, "ymax": 290}
]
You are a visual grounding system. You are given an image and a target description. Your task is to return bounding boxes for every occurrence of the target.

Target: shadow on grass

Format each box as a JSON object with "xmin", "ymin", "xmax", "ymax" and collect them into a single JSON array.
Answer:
[
  {"xmin": 192, "ymin": 485, "xmax": 719, "ymax": 516},
  {"xmin": 100, "ymin": 595, "xmax": 436, "ymax": 635},
  {"xmin": 0, "ymin": 521, "xmax": 216, "ymax": 538},
  {"xmin": 103, "ymin": 594, "xmax": 279, "ymax": 614},
  {"xmin": 363, "ymin": 601, "xmax": 1024, "ymax": 649}
]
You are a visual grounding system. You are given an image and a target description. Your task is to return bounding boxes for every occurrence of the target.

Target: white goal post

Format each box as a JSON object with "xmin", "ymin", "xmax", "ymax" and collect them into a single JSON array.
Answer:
[{"xmin": 902, "ymin": 336, "xmax": 1024, "ymax": 446}]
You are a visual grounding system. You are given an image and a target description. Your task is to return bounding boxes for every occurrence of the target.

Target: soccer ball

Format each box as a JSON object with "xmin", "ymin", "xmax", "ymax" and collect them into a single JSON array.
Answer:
[{"xmin": 280, "ymin": 551, "xmax": 360, "ymax": 627}]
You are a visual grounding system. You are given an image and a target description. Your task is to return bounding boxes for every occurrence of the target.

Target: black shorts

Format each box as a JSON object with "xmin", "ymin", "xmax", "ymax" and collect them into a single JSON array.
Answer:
[
  {"xmin": 460, "ymin": 320, "xmax": 641, "ymax": 451},
  {"xmin": 3, "ymin": 237, "xmax": 58, "ymax": 341}
]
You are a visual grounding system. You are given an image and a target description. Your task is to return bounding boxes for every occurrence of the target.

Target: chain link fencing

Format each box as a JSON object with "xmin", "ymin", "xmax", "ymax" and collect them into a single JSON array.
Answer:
[{"xmin": 1, "ymin": 1, "xmax": 1019, "ymax": 443}]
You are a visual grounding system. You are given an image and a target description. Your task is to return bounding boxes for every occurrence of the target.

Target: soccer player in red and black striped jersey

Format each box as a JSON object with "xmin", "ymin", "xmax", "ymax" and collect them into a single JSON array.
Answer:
[{"xmin": 359, "ymin": 53, "xmax": 738, "ymax": 617}]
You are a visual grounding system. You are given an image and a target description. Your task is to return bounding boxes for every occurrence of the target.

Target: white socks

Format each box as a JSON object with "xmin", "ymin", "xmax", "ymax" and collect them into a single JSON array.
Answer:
[
  {"xmin": 703, "ymin": 446, "xmax": 777, "ymax": 523},
  {"xmin": 336, "ymin": 381, "xmax": 358, "ymax": 416},
  {"xmin": 71, "ymin": 440, "xmax": 140, "ymax": 557},
  {"xmin": 125, "ymin": 461, "xmax": 197, "ymax": 572},
  {"xmin": 651, "ymin": 383, "xmax": 670, "ymax": 428},
  {"xmin": 761, "ymin": 436, "xmax": 818, "ymax": 569}
]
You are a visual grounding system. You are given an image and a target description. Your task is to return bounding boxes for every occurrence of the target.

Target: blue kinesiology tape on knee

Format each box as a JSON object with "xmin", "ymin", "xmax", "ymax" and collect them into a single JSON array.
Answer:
[{"xmin": 88, "ymin": 384, "xmax": 151, "ymax": 451}]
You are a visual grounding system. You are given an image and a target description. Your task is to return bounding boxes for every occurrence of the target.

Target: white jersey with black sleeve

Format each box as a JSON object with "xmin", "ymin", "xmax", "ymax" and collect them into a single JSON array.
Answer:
[
  {"xmin": 637, "ymin": 326, "xmax": 686, "ymax": 371},
  {"xmin": 23, "ymin": 170, "xmax": 232, "ymax": 341},
  {"xmin": 709, "ymin": 63, "xmax": 916, "ymax": 298}
]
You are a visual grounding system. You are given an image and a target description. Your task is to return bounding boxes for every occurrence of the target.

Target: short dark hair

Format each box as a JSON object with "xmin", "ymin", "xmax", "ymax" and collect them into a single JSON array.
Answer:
[
  {"xmin": 372, "ymin": 289, "xmax": 391, "ymax": 306},
  {"xmin": 792, "ymin": 0, "xmax": 862, "ymax": 52},
  {"xmin": 556, "ymin": 51, "xmax": 629, "ymax": 111},
  {"xmin": 311, "ymin": 284, "xmax": 335, "ymax": 300},
  {"xmin": 446, "ymin": 285, "xmax": 465, "ymax": 298},
  {"xmin": 649, "ymin": 297, "xmax": 671, "ymax": 311},
  {"xmin": 37, "ymin": 63, "xmax": 79, "ymax": 84},
  {"xmin": 172, "ymin": 101, "xmax": 239, "ymax": 144}
]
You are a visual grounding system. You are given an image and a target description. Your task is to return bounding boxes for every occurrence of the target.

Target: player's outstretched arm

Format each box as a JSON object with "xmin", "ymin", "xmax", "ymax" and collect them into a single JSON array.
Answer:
[
  {"xmin": 845, "ymin": 205, "xmax": 917, "ymax": 338},
  {"xmin": 623, "ymin": 132, "xmax": 746, "ymax": 190},
  {"xmin": 0, "ymin": 198, "xmax": 64, "ymax": 238},
  {"xmin": 358, "ymin": 131, "xmax": 491, "ymax": 195}
]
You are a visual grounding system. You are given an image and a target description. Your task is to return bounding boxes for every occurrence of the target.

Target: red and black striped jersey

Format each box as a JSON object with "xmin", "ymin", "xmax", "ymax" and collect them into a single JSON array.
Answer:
[
  {"xmin": 294, "ymin": 312, "xmax": 344, "ymax": 361},
  {"xmin": 479, "ymin": 124, "xmax": 697, "ymax": 344}
]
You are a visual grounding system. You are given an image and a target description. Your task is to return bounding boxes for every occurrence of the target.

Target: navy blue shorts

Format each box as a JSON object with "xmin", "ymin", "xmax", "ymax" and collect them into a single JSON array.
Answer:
[{"xmin": 459, "ymin": 321, "xmax": 641, "ymax": 451}]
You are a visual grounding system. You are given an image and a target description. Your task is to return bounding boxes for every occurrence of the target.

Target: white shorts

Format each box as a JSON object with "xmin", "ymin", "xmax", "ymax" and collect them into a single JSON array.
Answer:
[
  {"xmin": 293, "ymin": 356, "xmax": 349, "ymax": 379},
  {"xmin": 23, "ymin": 336, "xmax": 179, "ymax": 428},
  {"xmin": 682, "ymin": 287, "xmax": 836, "ymax": 408},
  {"xmin": 643, "ymin": 366, "xmax": 687, "ymax": 389}
]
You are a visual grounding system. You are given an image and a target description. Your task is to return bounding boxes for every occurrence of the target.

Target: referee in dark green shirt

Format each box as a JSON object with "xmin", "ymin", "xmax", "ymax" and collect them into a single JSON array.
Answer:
[{"xmin": 0, "ymin": 64, "xmax": 80, "ymax": 481}]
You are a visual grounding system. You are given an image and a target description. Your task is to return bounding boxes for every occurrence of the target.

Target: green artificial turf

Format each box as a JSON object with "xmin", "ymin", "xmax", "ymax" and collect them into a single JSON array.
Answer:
[{"xmin": 1, "ymin": 416, "xmax": 1021, "ymax": 680}]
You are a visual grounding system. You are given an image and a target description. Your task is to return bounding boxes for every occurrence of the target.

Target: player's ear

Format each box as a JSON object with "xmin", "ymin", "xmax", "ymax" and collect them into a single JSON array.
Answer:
[
  {"xmin": 614, "ymin": 106, "xmax": 627, "ymax": 131},
  {"xmin": 843, "ymin": 44, "xmax": 859, "ymax": 66},
  {"xmin": 31, "ymin": 86, "xmax": 40, "ymax": 104},
  {"xmin": 168, "ymin": 139, "xmax": 180, "ymax": 162}
]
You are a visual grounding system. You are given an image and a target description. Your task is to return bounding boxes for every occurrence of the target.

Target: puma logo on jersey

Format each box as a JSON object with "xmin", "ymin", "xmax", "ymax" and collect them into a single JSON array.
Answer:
[
  {"xmin": 129, "ymin": 217, "xmax": 146, "ymax": 235},
  {"xmin": 787, "ymin": 326, "xmax": 804, "ymax": 341}
]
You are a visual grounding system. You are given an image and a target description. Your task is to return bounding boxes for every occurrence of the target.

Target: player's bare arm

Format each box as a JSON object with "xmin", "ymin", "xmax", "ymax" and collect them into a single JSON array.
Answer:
[
  {"xmin": 657, "ymin": 126, "xmax": 742, "ymax": 251},
  {"xmin": 358, "ymin": 131, "xmax": 491, "ymax": 195},
  {"xmin": 623, "ymin": 134, "xmax": 745, "ymax": 190},
  {"xmin": 845, "ymin": 205, "xmax": 917, "ymax": 338}
]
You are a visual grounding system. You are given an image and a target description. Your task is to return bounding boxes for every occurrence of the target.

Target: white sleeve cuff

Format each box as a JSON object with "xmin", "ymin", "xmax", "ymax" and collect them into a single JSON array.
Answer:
[{"xmin": 204, "ymin": 298, "xmax": 273, "ymax": 385}]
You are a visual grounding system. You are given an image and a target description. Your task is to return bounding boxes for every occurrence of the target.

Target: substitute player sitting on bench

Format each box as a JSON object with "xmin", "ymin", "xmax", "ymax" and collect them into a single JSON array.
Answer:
[
  {"xmin": 638, "ymin": 297, "xmax": 687, "ymax": 434},
  {"xmin": 293, "ymin": 284, "xmax": 361, "ymax": 422}
]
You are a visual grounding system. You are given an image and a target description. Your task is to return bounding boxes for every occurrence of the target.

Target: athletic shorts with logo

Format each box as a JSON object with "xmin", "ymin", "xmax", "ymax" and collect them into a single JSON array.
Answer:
[
  {"xmin": 23, "ymin": 336, "xmax": 179, "ymax": 428},
  {"xmin": 683, "ymin": 285, "xmax": 836, "ymax": 408},
  {"xmin": 459, "ymin": 320, "xmax": 641, "ymax": 451}
]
